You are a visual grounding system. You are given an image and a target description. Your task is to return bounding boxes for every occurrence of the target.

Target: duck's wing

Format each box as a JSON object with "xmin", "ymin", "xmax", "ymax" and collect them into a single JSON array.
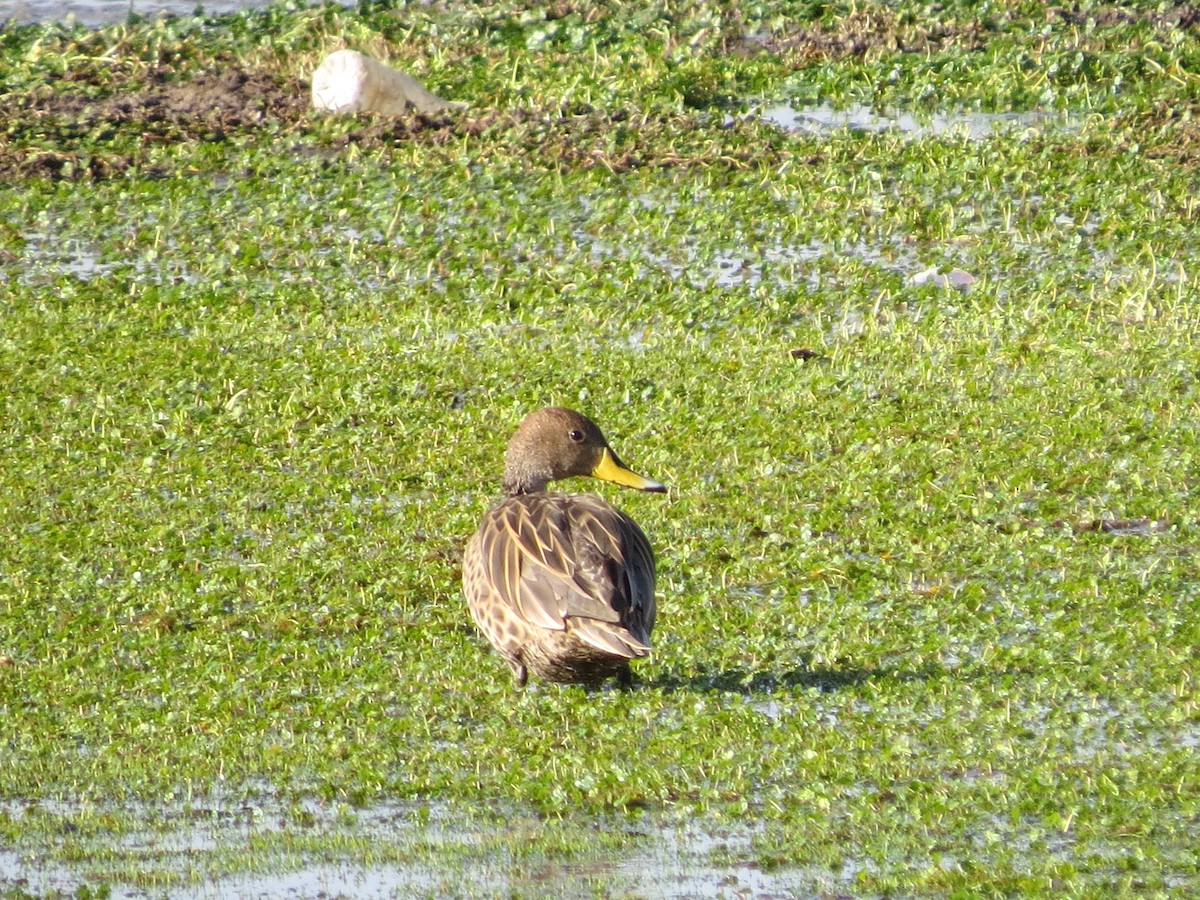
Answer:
[{"xmin": 482, "ymin": 494, "xmax": 656, "ymax": 656}]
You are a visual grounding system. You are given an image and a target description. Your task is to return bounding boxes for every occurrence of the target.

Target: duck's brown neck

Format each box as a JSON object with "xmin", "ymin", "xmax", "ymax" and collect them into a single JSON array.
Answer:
[{"xmin": 503, "ymin": 470, "xmax": 550, "ymax": 495}]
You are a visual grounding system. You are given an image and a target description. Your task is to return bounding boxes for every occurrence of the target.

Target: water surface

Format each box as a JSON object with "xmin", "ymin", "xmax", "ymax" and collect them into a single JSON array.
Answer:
[
  {"xmin": 0, "ymin": 794, "xmax": 844, "ymax": 898},
  {"xmin": 756, "ymin": 102, "xmax": 1082, "ymax": 140},
  {"xmin": 0, "ymin": 0, "xmax": 349, "ymax": 26}
]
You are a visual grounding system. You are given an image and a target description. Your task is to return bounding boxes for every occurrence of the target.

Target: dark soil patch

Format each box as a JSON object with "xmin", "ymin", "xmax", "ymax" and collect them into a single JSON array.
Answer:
[
  {"xmin": 330, "ymin": 106, "xmax": 795, "ymax": 174},
  {"xmin": 10, "ymin": 64, "xmax": 307, "ymax": 127},
  {"xmin": 86, "ymin": 67, "xmax": 308, "ymax": 132},
  {"xmin": 1052, "ymin": 3, "xmax": 1200, "ymax": 30},
  {"xmin": 722, "ymin": 3, "xmax": 1200, "ymax": 60},
  {"xmin": 0, "ymin": 65, "xmax": 309, "ymax": 181},
  {"xmin": 722, "ymin": 8, "xmax": 989, "ymax": 60},
  {"xmin": 1, "ymin": 60, "xmax": 797, "ymax": 182}
]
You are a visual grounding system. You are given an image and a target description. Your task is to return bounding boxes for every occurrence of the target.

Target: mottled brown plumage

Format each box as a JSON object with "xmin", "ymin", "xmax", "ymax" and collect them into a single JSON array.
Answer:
[{"xmin": 463, "ymin": 407, "xmax": 666, "ymax": 686}]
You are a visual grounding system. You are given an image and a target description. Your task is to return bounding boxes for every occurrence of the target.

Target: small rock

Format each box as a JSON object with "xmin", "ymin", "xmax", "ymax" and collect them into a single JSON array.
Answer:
[{"xmin": 311, "ymin": 49, "xmax": 460, "ymax": 116}]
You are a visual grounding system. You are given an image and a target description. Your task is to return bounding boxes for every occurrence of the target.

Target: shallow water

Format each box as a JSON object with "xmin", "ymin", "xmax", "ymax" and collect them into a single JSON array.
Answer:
[
  {"xmin": 755, "ymin": 102, "xmax": 1083, "ymax": 140},
  {"xmin": 0, "ymin": 794, "xmax": 840, "ymax": 898},
  {"xmin": 9, "ymin": 223, "xmax": 932, "ymax": 295},
  {"xmin": 0, "ymin": 0, "xmax": 351, "ymax": 26}
]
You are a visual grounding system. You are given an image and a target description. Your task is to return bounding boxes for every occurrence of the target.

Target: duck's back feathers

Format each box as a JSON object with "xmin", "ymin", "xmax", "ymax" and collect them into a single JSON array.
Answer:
[{"xmin": 464, "ymin": 492, "xmax": 656, "ymax": 684}]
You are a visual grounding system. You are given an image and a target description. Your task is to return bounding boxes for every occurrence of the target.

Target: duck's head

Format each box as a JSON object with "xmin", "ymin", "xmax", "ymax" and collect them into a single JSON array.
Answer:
[{"xmin": 502, "ymin": 406, "xmax": 667, "ymax": 496}]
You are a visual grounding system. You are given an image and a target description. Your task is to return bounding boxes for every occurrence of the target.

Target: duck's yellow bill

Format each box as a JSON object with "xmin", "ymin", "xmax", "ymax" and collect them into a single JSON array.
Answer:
[{"xmin": 592, "ymin": 447, "xmax": 667, "ymax": 493}]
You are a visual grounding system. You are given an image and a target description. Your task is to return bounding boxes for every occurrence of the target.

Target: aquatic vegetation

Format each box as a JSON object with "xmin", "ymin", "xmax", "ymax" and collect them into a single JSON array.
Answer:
[{"xmin": 1, "ymin": 0, "xmax": 1199, "ymax": 894}]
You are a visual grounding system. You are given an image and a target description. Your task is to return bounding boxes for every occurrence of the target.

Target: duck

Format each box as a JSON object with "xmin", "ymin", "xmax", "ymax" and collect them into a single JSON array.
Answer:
[{"xmin": 462, "ymin": 406, "xmax": 666, "ymax": 687}]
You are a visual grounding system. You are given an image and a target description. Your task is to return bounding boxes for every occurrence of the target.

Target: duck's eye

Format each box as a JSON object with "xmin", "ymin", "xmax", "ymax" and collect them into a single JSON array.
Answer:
[{"xmin": 568, "ymin": 429, "xmax": 585, "ymax": 443}]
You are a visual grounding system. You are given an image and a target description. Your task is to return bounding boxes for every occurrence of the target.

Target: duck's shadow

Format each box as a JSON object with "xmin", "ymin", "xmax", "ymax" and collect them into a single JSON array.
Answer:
[{"xmin": 641, "ymin": 662, "xmax": 947, "ymax": 694}]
